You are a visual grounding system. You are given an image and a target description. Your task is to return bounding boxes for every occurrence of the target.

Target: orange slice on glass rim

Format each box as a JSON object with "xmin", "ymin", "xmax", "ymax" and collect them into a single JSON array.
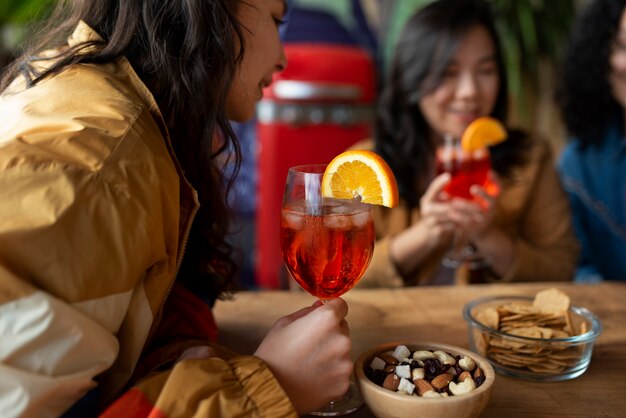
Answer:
[
  {"xmin": 321, "ymin": 150, "xmax": 399, "ymax": 208},
  {"xmin": 461, "ymin": 116, "xmax": 508, "ymax": 151}
]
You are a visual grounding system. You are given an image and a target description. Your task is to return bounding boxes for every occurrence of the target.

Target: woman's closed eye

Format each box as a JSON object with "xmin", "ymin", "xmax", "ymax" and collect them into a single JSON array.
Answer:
[
  {"xmin": 273, "ymin": 16, "xmax": 287, "ymax": 27},
  {"xmin": 442, "ymin": 67, "xmax": 460, "ymax": 79},
  {"xmin": 613, "ymin": 40, "xmax": 626, "ymax": 53},
  {"xmin": 477, "ymin": 64, "xmax": 497, "ymax": 76}
]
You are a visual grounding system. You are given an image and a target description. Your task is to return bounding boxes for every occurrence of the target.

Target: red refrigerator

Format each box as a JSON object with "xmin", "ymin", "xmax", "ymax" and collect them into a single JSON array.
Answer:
[{"xmin": 255, "ymin": 43, "xmax": 376, "ymax": 289}]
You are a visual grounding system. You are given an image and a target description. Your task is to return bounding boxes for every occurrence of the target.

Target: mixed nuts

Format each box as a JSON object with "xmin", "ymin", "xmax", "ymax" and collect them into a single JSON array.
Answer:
[{"xmin": 366, "ymin": 345, "xmax": 485, "ymax": 397}]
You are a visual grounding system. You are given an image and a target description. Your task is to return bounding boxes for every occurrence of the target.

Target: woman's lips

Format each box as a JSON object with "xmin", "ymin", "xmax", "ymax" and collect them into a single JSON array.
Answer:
[{"xmin": 454, "ymin": 113, "xmax": 479, "ymax": 124}]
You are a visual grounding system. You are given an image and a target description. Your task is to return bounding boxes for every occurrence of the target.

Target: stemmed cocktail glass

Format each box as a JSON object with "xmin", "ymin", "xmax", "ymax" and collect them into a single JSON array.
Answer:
[
  {"xmin": 435, "ymin": 116, "xmax": 507, "ymax": 273},
  {"xmin": 280, "ymin": 164, "xmax": 375, "ymax": 415},
  {"xmin": 436, "ymin": 134, "xmax": 492, "ymax": 269}
]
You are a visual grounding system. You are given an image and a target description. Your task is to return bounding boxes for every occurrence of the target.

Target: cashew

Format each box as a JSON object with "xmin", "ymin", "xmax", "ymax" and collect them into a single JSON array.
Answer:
[
  {"xmin": 433, "ymin": 350, "xmax": 456, "ymax": 366},
  {"xmin": 411, "ymin": 367, "xmax": 425, "ymax": 380},
  {"xmin": 449, "ymin": 378, "xmax": 476, "ymax": 395},
  {"xmin": 459, "ymin": 355, "xmax": 476, "ymax": 371},
  {"xmin": 412, "ymin": 350, "xmax": 436, "ymax": 361}
]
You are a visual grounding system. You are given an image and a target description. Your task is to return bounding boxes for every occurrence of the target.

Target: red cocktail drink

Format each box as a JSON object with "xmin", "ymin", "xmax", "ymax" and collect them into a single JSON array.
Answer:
[
  {"xmin": 280, "ymin": 200, "xmax": 374, "ymax": 300},
  {"xmin": 436, "ymin": 136, "xmax": 491, "ymax": 201}
]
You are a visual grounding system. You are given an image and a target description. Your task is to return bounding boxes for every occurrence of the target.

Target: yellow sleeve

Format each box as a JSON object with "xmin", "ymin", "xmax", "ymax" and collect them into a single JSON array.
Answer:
[{"xmin": 102, "ymin": 355, "xmax": 298, "ymax": 418}]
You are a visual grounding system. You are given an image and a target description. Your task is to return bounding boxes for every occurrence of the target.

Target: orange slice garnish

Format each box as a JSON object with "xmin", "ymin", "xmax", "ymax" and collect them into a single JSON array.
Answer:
[
  {"xmin": 322, "ymin": 150, "xmax": 399, "ymax": 208},
  {"xmin": 461, "ymin": 116, "xmax": 507, "ymax": 151}
]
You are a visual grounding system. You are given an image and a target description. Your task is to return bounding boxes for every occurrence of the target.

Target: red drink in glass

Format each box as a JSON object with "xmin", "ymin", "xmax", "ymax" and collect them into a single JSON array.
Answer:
[
  {"xmin": 436, "ymin": 136, "xmax": 491, "ymax": 201},
  {"xmin": 435, "ymin": 136, "xmax": 493, "ymax": 270},
  {"xmin": 280, "ymin": 200, "xmax": 374, "ymax": 300}
]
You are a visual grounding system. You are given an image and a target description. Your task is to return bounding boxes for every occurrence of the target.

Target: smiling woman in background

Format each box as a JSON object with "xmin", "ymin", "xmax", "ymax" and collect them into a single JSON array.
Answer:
[
  {"xmin": 353, "ymin": 0, "xmax": 578, "ymax": 287},
  {"xmin": 558, "ymin": 0, "xmax": 626, "ymax": 282}
]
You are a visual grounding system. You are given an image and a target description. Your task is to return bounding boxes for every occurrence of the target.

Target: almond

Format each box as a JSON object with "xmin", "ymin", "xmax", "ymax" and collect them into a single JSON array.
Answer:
[
  {"xmin": 474, "ymin": 367, "xmax": 484, "ymax": 379},
  {"xmin": 458, "ymin": 371, "xmax": 473, "ymax": 382},
  {"xmin": 383, "ymin": 364, "xmax": 396, "ymax": 373},
  {"xmin": 414, "ymin": 378, "xmax": 435, "ymax": 396},
  {"xmin": 383, "ymin": 373, "xmax": 400, "ymax": 391},
  {"xmin": 431, "ymin": 373, "xmax": 453, "ymax": 391},
  {"xmin": 380, "ymin": 353, "xmax": 399, "ymax": 365}
]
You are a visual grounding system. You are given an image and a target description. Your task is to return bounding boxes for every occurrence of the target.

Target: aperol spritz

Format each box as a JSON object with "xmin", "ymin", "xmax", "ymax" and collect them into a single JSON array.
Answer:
[
  {"xmin": 281, "ymin": 199, "xmax": 374, "ymax": 300},
  {"xmin": 436, "ymin": 133, "xmax": 494, "ymax": 269},
  {"xmin": 280, "ymin": 164, "xmax": 374, "ymax": 415},
  {"xmin": 436, "ymin": 134, "xmax": 492, "ymax": 201}
]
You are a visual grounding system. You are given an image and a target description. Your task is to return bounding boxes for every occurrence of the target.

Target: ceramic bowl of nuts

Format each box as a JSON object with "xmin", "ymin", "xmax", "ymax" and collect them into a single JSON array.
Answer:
[
  {"xmin": 354, "ymin": 341, "xmax": 495, "ymax": 418},
  {"xmin": 463, "ymin": 288, "xmax": 602, "ymax": 381}
]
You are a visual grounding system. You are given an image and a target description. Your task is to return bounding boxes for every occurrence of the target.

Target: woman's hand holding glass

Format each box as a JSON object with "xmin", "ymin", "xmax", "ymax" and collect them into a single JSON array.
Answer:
[
  {"xmin": 446, "ymin": 172, "xmax": 499, "ymax": 241},
  {"xmin": 254, "ymin": 298, "xmax": 352, "ymax": 415},
  {"xmin": 419, "ymin": 173, "xmax": 459, "ymax": 242}
]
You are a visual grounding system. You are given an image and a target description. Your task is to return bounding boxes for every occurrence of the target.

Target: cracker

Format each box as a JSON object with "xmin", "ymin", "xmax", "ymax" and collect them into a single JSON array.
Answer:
[
  {"xmin": 532, "ymin": 288, "xmax": 570, "ymax": 315},
  {"xmin": 579, "ymin": 321, "xmax": 588, "ymax": 335},
  {"xmin": 476, "ymin": 307, "xmax": 499, "ymax": 329}
]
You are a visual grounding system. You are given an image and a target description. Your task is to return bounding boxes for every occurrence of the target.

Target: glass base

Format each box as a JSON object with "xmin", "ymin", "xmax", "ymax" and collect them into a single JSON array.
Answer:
[
  {"xmin": 308, "ymin": 381, "xmax": 363, "ymax": 416},
  {"xmin": 442, "ymin": 244, "xmax": 488, "ymax": 269}
]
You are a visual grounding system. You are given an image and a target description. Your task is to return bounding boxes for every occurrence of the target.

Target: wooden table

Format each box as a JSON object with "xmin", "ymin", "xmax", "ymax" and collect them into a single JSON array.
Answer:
[{"xmin": 213, "ymin": 282, "xmax": 626, "ymax": 417}]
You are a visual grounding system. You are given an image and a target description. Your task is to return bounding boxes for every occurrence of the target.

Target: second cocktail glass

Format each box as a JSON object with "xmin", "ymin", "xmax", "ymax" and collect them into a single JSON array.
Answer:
[{"xmin": 436, "ymin": 134, "xmax": 491, "ymax": 268}]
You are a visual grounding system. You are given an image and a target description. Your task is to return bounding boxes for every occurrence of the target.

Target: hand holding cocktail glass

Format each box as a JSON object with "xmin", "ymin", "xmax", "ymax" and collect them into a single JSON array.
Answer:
[
  {"xmin": 436, "ymin": 117, "xmax": 507, "ymax": 269},
  {"xmin": 253, "ymin": 297, "xmax": 353, "ymax": 415},
  {"xmin": 279, "ymin": 151, "xmax": 398, "ymax": 415}
]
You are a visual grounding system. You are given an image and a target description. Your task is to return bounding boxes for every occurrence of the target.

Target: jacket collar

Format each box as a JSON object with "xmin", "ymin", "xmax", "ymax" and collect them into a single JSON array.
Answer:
[{"xmin": 68, "ymin": 20, "xmax": 104, "ymax": 49}]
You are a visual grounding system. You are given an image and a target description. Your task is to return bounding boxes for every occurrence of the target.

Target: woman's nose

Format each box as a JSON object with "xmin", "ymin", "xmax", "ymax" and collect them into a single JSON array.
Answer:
[
  {"xmin": 456, "ymin": 72, "xmax": 477, "ymax": 99},
  {"xmin": 276, "ymin": 47, "xmax": 287, "ymax": 72}
]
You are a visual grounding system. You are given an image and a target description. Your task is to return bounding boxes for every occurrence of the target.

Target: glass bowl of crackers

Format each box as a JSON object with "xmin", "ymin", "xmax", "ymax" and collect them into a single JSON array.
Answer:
[{"xmin": 463, "ymin": 288, "xmax": 602, "ymax": 381}]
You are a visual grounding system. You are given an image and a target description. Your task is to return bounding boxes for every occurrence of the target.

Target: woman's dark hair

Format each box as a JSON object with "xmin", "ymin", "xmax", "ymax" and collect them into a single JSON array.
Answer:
[
  {"xmin": 0, "ymin": 0, "xmax": 245, "ymax": 300},
  {"xmin": 558, "ymin": 0, "xmax": 626, "ymax": 145},
  {"xmin": 375, "ymin": 0, "xmax": 527, "ymax": 206}
]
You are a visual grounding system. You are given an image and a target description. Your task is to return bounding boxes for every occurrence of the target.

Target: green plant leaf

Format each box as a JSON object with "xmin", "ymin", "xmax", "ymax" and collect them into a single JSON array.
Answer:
[
  {"xmin": 0, "ymin": 0, "xmax": 24, "ymax": 23},
  {"xmin": 516, "ymin": 1, "xmax": 538, "ymax": 63},
  {"xmin": 0, "ymin": 0, "xmax": 54, "ymax": 24}
]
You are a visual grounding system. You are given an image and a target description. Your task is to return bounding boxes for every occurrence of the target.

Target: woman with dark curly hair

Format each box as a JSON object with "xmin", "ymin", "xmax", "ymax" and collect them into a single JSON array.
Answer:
[
  {"xmin": 353, "ymin": 0, "xmax": 578, "ymax": 287},
  {"xmin": 0, "ymin": 1, "xmax": 355, "ymax": 417},
  {"xmin": 558, "ymin": 0, "xmax": 626, "ymax": 282}
]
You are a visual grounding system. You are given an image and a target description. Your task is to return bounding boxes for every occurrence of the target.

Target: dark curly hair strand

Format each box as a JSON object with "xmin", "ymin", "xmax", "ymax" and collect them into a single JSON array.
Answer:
[{"xmin": 558, "ymin": 0, "xmax": 626, "ymax": 145}]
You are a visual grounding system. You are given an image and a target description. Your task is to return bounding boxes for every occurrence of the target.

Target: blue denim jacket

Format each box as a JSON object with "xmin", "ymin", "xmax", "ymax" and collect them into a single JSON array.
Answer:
[{"xmin": 558, "ymin": 122, "xmax": 626, "ymax": 282}]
